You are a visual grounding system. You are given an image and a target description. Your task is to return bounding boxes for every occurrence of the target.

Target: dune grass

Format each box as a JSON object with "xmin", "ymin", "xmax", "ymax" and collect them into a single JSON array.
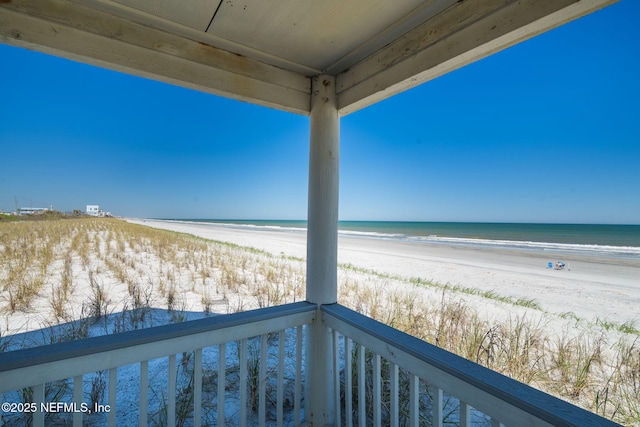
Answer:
[{"xmin": 0, "ymin": 217, "xmax": 638, "ymax": 425}]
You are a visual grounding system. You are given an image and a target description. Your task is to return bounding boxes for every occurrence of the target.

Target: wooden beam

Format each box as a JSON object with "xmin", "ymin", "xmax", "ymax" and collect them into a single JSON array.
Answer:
[
  {"xmin": 0, "ymin": 0, "xmax": 311, "ymax": 115},
  {"xmin": 336, "ymin": 0, "xmax": 618, "ymax": 115}
]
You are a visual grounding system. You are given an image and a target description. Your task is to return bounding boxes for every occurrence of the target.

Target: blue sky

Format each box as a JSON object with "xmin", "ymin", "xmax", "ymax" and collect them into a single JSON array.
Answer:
[{"xmin": 1, "ymin": 1, "xmax": 639, "ymax": 224}]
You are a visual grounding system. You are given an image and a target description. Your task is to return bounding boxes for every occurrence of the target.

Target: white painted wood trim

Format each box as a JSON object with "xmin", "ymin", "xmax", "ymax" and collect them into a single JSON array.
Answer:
[
  {"xmin": 194, "ymin": 348, "xmax": 203, "ymax": 427},
  {"xmin": 259, "ymin": 333, "xmax": 267, "ymax": 427},
  {"xmin": 168, "ymin": 354, "xmax": 176, "ymax": 427},
  {"xmin": 345, "ymin": 336, "xmax": 353, "ymax": 427},
  {"xmin": 239, "ymin": 338, "xmax": 248, "ymax": 427},
  {"xmin": 306, "ymin": 74, "xmax": 339, "ymax": 304},
  {"xmin": 390, "ymin": 363, "xmax": 399, "ymax": 427},
  {"xmin": 322, "ymin": 303, "xmax": 619, "ymax": 427},
  {"xmin": 73, "ymin": 375, "xmax": 83, "ymax": 427},
  {"xmin": 32, "ymin": 384, "xmax": 45, "ymax": 427},
  {"xmin": 333, "ymin": 329, "xmax": 341, "ymax": 426},
  {"xmin": 373, "ymin": 353, "xmax": 381, "ymax": 427},
  {"xmin": 357, "ymin": 343, "xmax": 366, "ymax": 427},
  {"xmin": 108, "ymin": 368, "xmax": 117, "ymax": 427},
  {"xmin": 217, "ymin": 343, "xmax": 226, "ymax": 427},
  {"xmin": 139, "ymin": 360, "xmax": 148, "ymax": 426},
  {"xmin": 294, "ymin": 326, "xmax": 303, "ymax": 426},
  {"xmin": 0, "ymin": 0, "xmax": 311, "ymax": 115},
  {"xmin": 336, "ymin": 0, "xmax": 618, "ymax": 115},
  {"xmin": 0, "ymin": 303, "xmax": 315, "ymax": 393},
  {"xmin": 277, "ymin": 331, "xmax": 285, "ymax": 427},
  {"xmin": 409, "ymin": 374, "xmax": 419, "ymax": 427}
]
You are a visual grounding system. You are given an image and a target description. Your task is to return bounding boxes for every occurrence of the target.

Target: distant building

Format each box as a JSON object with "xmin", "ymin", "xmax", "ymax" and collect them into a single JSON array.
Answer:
[
  {"xmin": 86, "ymin": 205, "xmax": 104, "ymax": 217},
  {"xmin": 19, "ymin": 207, "xmax": 48, "ymax": 215}
]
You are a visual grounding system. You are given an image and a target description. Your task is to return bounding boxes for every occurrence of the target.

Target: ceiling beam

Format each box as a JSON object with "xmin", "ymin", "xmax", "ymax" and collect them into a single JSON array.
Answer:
[
  {"xmin": 0, "ymin": 0, "xmax": 311, "ymax": 115},
  {"xmin": 336, "ymin": 0, "xmax": 618, "ymax": 115}
]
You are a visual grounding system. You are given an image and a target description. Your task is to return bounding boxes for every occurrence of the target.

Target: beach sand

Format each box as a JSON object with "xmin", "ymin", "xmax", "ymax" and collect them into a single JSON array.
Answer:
[
  {"xmin": 129, "ymin": 219, "xmax": 640, "ymax": 328},
  {"xmin": 1, "ymin": 218, "xmax": 637, "ymax": 425}
]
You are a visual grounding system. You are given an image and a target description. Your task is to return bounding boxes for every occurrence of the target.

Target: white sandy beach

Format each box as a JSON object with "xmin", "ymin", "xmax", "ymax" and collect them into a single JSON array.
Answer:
[
  {"xmin": 129, "ymin": 219, "xmax": 640, "ymax": 328},
  {"xmin": 1, "ymin": 218, "xmax": 638, "ymax": 426}
]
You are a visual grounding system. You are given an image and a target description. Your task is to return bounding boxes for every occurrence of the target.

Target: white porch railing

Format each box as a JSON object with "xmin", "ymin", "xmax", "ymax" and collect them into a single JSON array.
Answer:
[
  {"xmin": 1, "ymin": 302, "xmax": 622, "ymax": 426},
  {"xmin": 322, "ymin": 303, "xmax": 622, "ymax": 427},
  {"xmin": 0, "ymin": 302, "xmax": 315, "ymax": 427}
]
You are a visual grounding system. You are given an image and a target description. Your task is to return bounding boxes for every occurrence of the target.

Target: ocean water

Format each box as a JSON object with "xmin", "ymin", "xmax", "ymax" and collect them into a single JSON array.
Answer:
[{"xmin": 173, "ymin": 219, "xmax": 640, "ymax": 258}]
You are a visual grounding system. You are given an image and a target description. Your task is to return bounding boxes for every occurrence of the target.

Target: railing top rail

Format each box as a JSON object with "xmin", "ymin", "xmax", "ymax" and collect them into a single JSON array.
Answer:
[
  {"xmin": 0, "ymin": 301, "xmax": 315, "ymax": 373},
  {"xmin": 321, "ymin": 303, "xmax": 621, "ymax": 427}
]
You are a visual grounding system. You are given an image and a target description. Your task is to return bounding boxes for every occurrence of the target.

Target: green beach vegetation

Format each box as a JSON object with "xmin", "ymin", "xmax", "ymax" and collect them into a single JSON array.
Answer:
[{"xmin": 0, "ymin": 218, "xmax": 638, "ymax": 425}]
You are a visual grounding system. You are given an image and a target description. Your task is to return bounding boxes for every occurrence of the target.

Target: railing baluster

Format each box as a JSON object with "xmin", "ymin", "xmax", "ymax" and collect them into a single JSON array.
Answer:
[
  {"xmin": 409, "ymin": 374, "xmax": 418, "ymax": 427},
  {"xmin": 460, "ymin": 401, "xmax": 470, "ymax": 427},
  {"xmin": 11, "ymin": 302, "xmax": 620, "ymax": 427},
  {"xmin": 73, "ymin": 375, "xmax": 83, "ymax": 427},
  {"xmin": 345, "ymin": 336, "xmax": 353, "ymax": 427},
  {"xmin": 259, "ymin": 334, "xmax": 267, "ymax": 427},
  {"xmin": 168, "ymin": 354, "xmax": 176, "ymax": 427},
  {"xmin": 357, "ymin": 343, "xmax": 365, "ymax": 427},
  {"xmin": 108, "ymin": 368, "xmax": 117, "ymax": 427},
  {"xmin": 239, "ymin": 338, "xmax": 248, "ymax": 427},
  {"xmin": 218, "ymin": 342, "xmax": 226, "ymax": 427},
  {"xmin": 432, "ymin": 386, "xmax": 443, "ymax": 427},
  {"xmin": 324, "ymin": 304, "xmax": 627, "ymax": 427},
  {"xmin": 194, "ymin": 348, "xmax": 202, "ymax": 427},
  {"xmin": 333, "ymin": 329, "xmax": 341, "ymax": 427},
  {"xmin": 277, "ymin": 330, "xmax": 285, "ymax": 427},
  {"xmin": 139, "ymin": 360, "xmax": 148, "ymax": 427},
  {"xmin": 390, "ymin": 363, "xmax": 399, "ymax": 427},
  {"xmin": 5, "ymin": 302, "xmax": 622, "ymax": 427},
  {"xmin": 32, "ymin": 383, "xmax": 44, "ymax": 427},
  {"xmin": 295, "ymin": 326, "xmax": 302, "ymax": 426},
  {"xmin": 2, "ymin": 304, "xmax": 317, "ymax": 427},
  {"xmin": 373, "ymin": 353, "xmax": 381, "ymax": 427}
]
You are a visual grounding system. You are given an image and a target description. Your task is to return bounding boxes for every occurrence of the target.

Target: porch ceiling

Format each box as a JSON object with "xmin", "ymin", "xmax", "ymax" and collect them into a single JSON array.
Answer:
[{"xmin": 0, "ymin": 0, "xmax": 617, "ymax": 115}]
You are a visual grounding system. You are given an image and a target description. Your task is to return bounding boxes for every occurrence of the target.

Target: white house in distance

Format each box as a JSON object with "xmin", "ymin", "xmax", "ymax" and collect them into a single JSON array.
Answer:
[{"xmin": 86, "ymin": 205, "xmax": 104, "ymax": 217}]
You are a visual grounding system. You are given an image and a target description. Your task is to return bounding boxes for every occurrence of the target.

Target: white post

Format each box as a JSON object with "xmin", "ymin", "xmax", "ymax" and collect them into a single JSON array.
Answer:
[
  {"xmin": 307, "ymin": 73, "xmax": 339, "ymax": 304},
  {"xmin": 306, "ymin": 74, "xmax": 339, "ymax": 426}
]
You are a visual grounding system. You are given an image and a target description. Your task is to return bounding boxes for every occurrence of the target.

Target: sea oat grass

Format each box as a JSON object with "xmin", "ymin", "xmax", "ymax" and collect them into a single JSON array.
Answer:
[
  {"xmin": 337, "ymin": 262, "xmax": 639, "ymax": 425},
  {"xmin": 1, "ymin": 218, "xmax": 638, "ymax": 425},
  {"xmin": 50, "ymin": 284, "xmax": 68, "ymax": 320}
]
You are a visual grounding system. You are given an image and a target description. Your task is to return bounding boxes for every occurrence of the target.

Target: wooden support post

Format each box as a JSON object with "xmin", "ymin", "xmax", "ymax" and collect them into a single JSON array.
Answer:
[
  {"xmin": 307, "ymin": 73, "xmax": 339, "ymax": 305},
  {"xmin": 306, "ymin": 73, "xmax": 339, "ymax": 426}
]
